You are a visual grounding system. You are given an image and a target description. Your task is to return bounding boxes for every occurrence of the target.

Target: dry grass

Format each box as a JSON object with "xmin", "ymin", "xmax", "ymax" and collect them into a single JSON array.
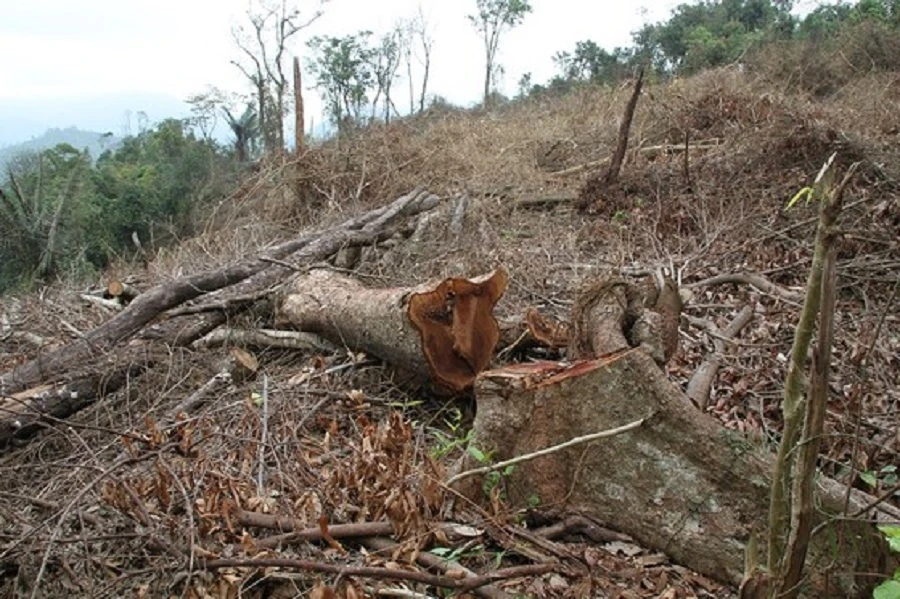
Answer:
[{"xmin": 1, "ymin": 64, "xmax": 899, "ymax": 597}]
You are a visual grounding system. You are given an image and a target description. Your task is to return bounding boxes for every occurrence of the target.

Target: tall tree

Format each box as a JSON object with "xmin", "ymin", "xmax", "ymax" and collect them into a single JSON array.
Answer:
[
  {"xmin": 370, "ymin": 27, "xmax": 403, "ymax": 123},
  {"xmin": 0, "ymin": 146, "xmax": 92, "ymax": 288},
  {"xmin": 185, "ymin": 87, "xmax": 227, "ymax": 142},
  {"xmin": 411, "ymin": 6, "xmax": 435, "ymax": 114},
  {"xmin": 232, "ymin": 0, "xmax": 325, "ymax": 153},
  {"xmin": 467, "ymin": 0, "xmax": 532, "ymax": 107},
  {"xmin": 397, "ymin": 7, "xmax": 434, "ymax": 115},
  {"xmin": 631, "ymin": 0, "xmax": 790, "ymax": 75},
  {"xmin": 307, "ymin": 32, "xmax": 375, "ymax": 134},
  {"xmin": 553, "ymin": 40, "xmax": 633, "ymax": 85}
]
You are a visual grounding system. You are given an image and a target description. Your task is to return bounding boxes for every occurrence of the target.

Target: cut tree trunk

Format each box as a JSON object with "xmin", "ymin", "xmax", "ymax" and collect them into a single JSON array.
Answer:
[
  {"xmin": 277, "ymin": 269, "xmax": 508, "ymax": 393},
  {"xmin": 0, "ymin": 189, "xmax": 442, "ymax": 450},
  {"xmin": 459, "ymin": 276, "xmax": 893, "ymax": 597}
]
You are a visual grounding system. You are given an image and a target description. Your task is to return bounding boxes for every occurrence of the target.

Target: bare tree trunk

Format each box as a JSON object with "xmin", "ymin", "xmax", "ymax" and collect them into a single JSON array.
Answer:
[
  {"xmin": 419, "ymin": 45, "xmax": 430, "ymax": 113},
  {"xmin": 257, "ymin": 79, "xmax": 269, "ymax": 152},
  {"xmin": 407, "ymin": 47, "xmax": 415, "ymax": 115},
  {"xmin": 605, "ymin": 68, "xmax": 643, "ymax": 185},
  {"xmin": 483, "ymin": 50, "xmax": 492, "ymax": 107},
  {"xmin": 293, "ymin": 56, "xmax": 304, "ymax": 152}
]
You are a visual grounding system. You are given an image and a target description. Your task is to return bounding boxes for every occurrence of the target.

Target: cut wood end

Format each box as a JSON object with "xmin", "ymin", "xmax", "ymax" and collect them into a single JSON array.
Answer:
[
  {"xmin": 407, "ymin": 269, "xmax": 508, "ymax": 392},
  {"xmin": 107, "ymin": 280, "xmax": 125, "ymax": 296}
]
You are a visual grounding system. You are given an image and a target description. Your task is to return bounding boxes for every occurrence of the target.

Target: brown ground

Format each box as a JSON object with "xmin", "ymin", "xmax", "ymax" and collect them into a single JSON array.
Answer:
[{"xmin": 1, "ymin": 66, "xmax": 898, "ymax": 597}]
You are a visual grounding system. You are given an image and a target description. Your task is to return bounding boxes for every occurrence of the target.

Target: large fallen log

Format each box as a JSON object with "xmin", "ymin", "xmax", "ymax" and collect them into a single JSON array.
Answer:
[
  {"xmin": 277, "ymin": 269, "xmax": 508, "ymax": 393},
  {"xmin": 0, "ymin": 189, "xmax": 441, "ymax": 449},
  {"xmin": 459, "ymin": 276, "xmax": 894, "ymax": 597}
]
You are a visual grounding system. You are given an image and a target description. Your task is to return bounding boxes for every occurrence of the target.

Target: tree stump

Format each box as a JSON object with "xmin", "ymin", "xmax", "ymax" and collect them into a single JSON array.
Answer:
[{"xmin": 462, "ymin": 275, "xmax": 891, "ymax": 596}]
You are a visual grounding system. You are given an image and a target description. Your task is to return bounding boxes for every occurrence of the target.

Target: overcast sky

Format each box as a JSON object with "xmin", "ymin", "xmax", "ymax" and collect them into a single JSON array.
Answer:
[{"xmin": 0, "ymin": 0, "xmax": 821, "ymax": 144}]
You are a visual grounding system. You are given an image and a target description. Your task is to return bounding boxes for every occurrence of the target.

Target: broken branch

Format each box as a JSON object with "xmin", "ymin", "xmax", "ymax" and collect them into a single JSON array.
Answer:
[{"xmin": 446, "ymin": 416, "xmax": 648, "ymax": 486}]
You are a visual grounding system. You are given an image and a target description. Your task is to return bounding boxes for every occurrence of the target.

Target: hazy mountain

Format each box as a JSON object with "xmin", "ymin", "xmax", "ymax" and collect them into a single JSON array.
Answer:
[
  {"xmin": 0, "ymin": 127, "xmax": 123, "ymax": 168},
  {"xmin": 0, "ymin": 92, "xmax": 192, "ymax": 148}
]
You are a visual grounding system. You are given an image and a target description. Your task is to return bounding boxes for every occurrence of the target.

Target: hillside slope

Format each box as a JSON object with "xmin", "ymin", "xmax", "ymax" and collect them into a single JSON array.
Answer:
[{"xmin": 1, "ymin": 67, "xmax": 898, "ymax": 597}]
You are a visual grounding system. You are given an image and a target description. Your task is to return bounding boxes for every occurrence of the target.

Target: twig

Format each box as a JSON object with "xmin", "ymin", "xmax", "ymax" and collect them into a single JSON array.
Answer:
[
  {"xmin": 165, "ymin": 287, "xmax": 278, "ymax": 317},
  {"xmin": 841, "ymin": 279, "xmax": 900, "ymax": 521},
  {"xmin": 193, "ymin": 328, "xmax": 336, "ymax": 353},
  {"xmin": 198, "ymin": 557, "xmax": 556, "ymax": 592},
  {"xmin": 164, "ymin": 372, "xmax": 232, "ymax": 424},
  {"xmin": 257, "ymin": 374, "xmax": 269, "ymax": 496},
  {"xmin": 445, "ymin": 416, "xmax": 649, "ymax": 486},
  {"xmin": 362, "ymin": 536, "xmax": 512, "ymax": 599},
  {"xmin": 29, "ymin": 444, "xmax": 179, "ymax": 597}
]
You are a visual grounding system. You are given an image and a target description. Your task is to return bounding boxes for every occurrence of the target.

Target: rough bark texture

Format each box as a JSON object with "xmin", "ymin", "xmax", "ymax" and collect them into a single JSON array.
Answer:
[
  {"xmin": 462, "ymin": 276, "xmax": 891, "ymax": 596},
  {"xmin": 293, "ymin": 56, "xmax": 304, "ymax": 153},
  {"xmin": 277, "ymin": 269, "xmax": 507, "ymax": 392},
  {"xmin": 605, "ymin": 67, "xmax": 644, "ymax": 185},
  {"xmin": 0, "ymin": 189, "xmax": 441, "ymax": 449}
]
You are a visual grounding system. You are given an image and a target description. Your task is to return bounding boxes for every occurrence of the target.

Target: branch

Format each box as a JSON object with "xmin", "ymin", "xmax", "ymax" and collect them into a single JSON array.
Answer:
[
  {"xmin": 685, "ymin": 306, "xmax": 754, "ymax": 409},
  {"xmin": 446, "ymin": 416, "xmax": 649, "ymax": 486},
  {"xmin": 688, "ymin": 272, "xmax": 804, "ymax": 303},
  {"xmin": 198, "ymin": 556, "xmax": 557, "ymax": 592}
]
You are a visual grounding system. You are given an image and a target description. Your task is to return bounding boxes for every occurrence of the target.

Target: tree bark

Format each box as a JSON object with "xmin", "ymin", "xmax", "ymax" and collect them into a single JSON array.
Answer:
[
  {"xmin": 277, "ymin": 269, "xmax": 508, "ymax": 393},
  {"xmin": 605, "ymin": 67, "xmax": 643, "ymax": 185},
  {"xmin": 293, "ymin": 56, "xmax": 304, "ymax": 152},
  {"xmin": 459, "ymin": 276, "xmax": 893, "ymax": 597}
]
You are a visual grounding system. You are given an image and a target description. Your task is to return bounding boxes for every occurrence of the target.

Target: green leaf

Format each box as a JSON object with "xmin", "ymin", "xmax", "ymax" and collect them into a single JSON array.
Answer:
[
  {"xmin": 873, "ymin": 579, "xmax": 900, "ymax": 599},
  {"xmin": 877, "ymin": 526, "xmax": 900, "ymax": 553},
  {"xmin": 467, "ymin": 446, "xmax": 487, "ymax": 463},
  {"xmin": 860, "ymin": 471, "xmax": 878, "ymax": 488},
  {"xmin": 880, "ymin": 465, "xmax": 897, "ymax": 474},
  {"xmin": 429, "ymin": 547, "xmax": 451, "ymax": 557},
  {"xmin": 785, "ymin": 186, "xmax": 814, "ymax": 210}
]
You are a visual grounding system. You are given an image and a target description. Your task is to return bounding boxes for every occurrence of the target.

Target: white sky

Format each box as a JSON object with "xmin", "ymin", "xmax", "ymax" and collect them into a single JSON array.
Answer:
[{"xmin": 0, "ymin": 0, "xmax": 823, "ymax": 141}]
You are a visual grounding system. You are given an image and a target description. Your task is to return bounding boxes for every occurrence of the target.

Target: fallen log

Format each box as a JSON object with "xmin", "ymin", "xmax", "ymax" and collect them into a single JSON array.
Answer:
[
  {"xmin": 0, "ymin": 189, "xmax": 442, "ymax": 449},
  {"xmin": 459, "ymin": 275, "xmax": 892, "ymax": 597},
  {"xmin": 0, "ymin": 188, "xmax": 438, "ymax": 397},
  {"xmin": 277, "ymin": 269, "xmax": 508, "ymax": 393},
  {"xmin": 107, "ymin": 279, "xmax": 141, "ymax": 302}
]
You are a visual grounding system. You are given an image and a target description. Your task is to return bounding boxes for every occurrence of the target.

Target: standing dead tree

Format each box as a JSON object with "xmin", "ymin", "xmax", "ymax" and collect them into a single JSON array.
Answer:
[
  {"xmin": 293, "ymin": 55, "xmax": 304, "ymax": 151},
  {"xmin": 400, "ymin": 6, "xmax": 434, "ymax": 115},
  {"xmin": 369, "ymin": 27, "xmax": 404, "ymax": 123},
  {"xmin": 577, "ymin": 68, "xmax": 644, "ymax": 210},
  {"xmin": 232, "ymin": 0, "xmax": 324, "ymax": 153}
]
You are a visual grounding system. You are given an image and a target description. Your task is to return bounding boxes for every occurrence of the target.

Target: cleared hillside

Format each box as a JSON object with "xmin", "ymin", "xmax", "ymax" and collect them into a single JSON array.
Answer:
[{"xmin": 1, "ymin": 67, "xmax": 898, "ymax": 597}]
